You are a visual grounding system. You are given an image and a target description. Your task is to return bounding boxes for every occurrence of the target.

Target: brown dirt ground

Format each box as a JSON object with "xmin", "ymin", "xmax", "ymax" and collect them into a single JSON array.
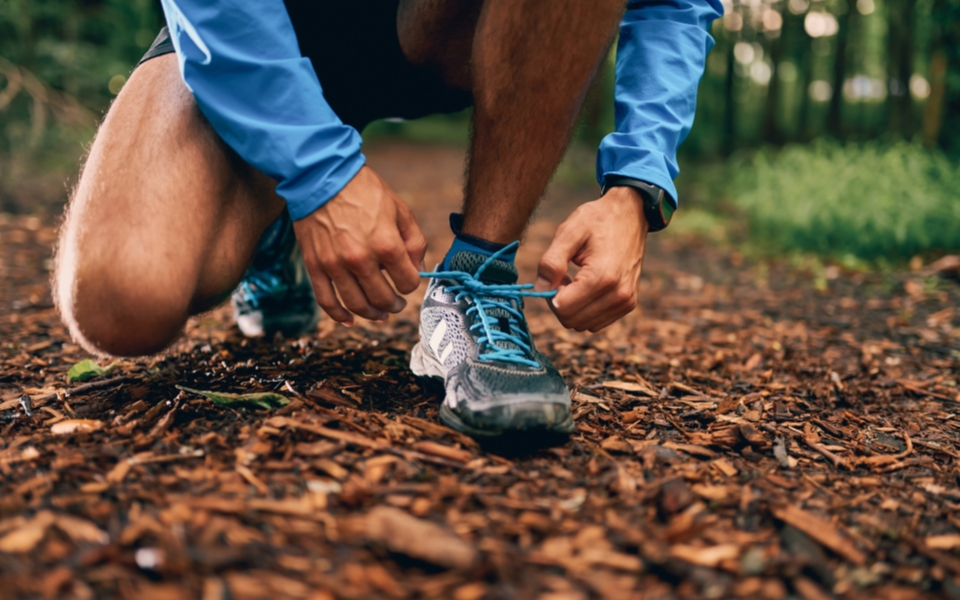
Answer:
[{"xmin": 1, "ymin": 142, "xmax": 959, "ymax": 600}]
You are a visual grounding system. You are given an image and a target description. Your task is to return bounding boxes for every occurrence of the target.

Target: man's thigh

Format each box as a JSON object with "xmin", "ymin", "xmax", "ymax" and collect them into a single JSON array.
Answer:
[{"xmin": 58, "ymin": 54, "xmax": 283, "ymax": 342}]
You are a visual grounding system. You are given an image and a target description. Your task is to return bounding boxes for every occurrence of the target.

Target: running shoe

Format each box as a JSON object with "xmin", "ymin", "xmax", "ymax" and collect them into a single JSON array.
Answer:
[
  {"xmin": 231, "ymin": 212, "xmax": 320, "ymax": 337},
  {"xmin": 411, "ymin": 243, "xmax": 574, "ymax": 437}
]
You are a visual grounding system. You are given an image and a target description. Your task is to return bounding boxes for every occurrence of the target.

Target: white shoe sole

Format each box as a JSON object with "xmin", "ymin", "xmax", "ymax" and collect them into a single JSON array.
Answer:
[{"xmin": 410, "ymin": 341, "xmax": 574, "ymax": 437}]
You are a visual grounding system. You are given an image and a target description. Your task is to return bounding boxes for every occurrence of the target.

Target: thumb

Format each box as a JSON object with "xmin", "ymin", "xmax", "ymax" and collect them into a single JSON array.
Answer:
[{"xmin": 535, "ymin": 224, "xmax": 587, "ymax": 292}]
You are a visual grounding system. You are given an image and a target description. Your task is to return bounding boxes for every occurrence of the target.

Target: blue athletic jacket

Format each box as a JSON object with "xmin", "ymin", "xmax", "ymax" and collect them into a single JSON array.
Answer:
[{"xmin": 159, "ymin": 0, "xmax": 723, "ymax": 220}]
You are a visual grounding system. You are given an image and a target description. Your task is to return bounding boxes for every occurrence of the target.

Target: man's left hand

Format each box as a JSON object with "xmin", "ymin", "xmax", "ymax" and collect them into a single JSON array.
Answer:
[{"xmin": 534, "ymin": 187, "xmax": 649, "ymax": 332}]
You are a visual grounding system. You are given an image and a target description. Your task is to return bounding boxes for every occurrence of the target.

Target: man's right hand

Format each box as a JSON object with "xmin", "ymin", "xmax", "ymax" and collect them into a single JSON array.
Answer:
[{"xmin": 292, "ymin": 166, "xmax": 427, "ymax": 326}]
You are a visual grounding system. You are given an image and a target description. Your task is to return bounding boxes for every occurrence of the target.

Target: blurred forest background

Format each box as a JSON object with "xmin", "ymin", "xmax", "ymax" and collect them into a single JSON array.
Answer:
[{"xmin": 1, "ymin": 0, "xmax": 959, "ymax": 265}]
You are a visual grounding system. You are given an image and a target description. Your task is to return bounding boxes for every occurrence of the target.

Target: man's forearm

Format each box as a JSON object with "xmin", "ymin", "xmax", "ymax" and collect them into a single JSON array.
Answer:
[{"xmin": 596, "ymin": 0, "xmax": 724, "ymax": 206}]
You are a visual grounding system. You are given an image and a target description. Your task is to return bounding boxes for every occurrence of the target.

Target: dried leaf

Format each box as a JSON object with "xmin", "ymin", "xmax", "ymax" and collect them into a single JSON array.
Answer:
[
  {"xmin": 50, "ymin": 419, "xmax": 104, "ymax": 435},
  {"xmin": 0, "ymin": 511, "xmax": 55, "ymax": 553},
  {"xmin": 601, "ymin": 380, "xmax": 657, "ymax": 396},
  {"xmin": 925, "ymin": 534, "xmax": 960, "ymax": 550},
  {"xmin": 412, "ymin": 441, "xmax": 472, "ymax": 463},
  {"xmin": 363, "ymin": 507, "xmax": 477, "ymax": 570},
  {"xmin": 771, "ymin": 505, "xmax": 866, "ymax": 565},
  {"xmin": 54, "ymin": 515, "xmax": 109, "ymax": 545},
  {"xmin": 669, "ymin": 543, "xmax": 740, "ymax": 567}
]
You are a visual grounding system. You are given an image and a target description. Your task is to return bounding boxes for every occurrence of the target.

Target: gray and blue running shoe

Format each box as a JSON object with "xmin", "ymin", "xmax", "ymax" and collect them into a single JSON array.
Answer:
[
  {"xmin": 411, "ymin": 243, "xmax": 575, "ymax": 438},
  {"xmin": 231, "ymin": 212, "xmax": 320, "ymax": 338}
]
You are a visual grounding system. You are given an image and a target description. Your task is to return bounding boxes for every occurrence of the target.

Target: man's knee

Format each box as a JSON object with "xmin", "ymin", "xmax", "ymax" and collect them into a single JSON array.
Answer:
[{"xmin": 55, "ymin": 238, "xmax": 190, "ymax": 357}]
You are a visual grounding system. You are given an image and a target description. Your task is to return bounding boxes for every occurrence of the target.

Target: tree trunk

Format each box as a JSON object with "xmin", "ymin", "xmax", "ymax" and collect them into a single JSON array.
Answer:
[
  {"xmin": 886, "ymin": 0, "xmax": 916, "ymax": 138},
  {"xmin": 923, "ymin": 49, "xmax": 947, "ymax": 148},
  {"xmin": 933, "ymin": 0, "xmax": 960, "ymax": 152},
  {"xmin": 826, "ymin": 1, "xmax": 851, "ymax": 138},
  {"xmin": 762, "ymin": 19, "xmax": 785, "ymax": 144},
  {"xmin": 798, "ymin": 36, "xmax": 815, "ymax": 141},
  {"xmin": 722, "ymin": 38, "xmax": 737, "ymax": 156}
]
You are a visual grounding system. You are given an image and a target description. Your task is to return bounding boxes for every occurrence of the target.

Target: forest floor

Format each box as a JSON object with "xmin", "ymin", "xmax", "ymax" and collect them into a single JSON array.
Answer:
[{"xmin": 1, "ymin": 143, "xmax": 960, "ymax": 600}]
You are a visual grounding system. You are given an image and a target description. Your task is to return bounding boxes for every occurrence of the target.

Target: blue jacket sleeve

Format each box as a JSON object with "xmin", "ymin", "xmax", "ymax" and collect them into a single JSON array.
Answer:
[
  {"xmin": 597, "ymin": 0, "xmax": 723, "ymax": 206},
  {"xmin": 158, "ymin": 0, "xmax": 366, "ymax": 220}
]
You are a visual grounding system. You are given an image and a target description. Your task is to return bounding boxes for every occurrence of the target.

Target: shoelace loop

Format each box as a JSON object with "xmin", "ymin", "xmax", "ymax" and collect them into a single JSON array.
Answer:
[{"xmin": 419, "ymin": 242, "xmax": 555, "ymax": 369}]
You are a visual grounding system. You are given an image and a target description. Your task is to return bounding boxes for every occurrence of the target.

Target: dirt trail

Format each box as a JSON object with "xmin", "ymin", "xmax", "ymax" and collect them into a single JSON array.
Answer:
[{"xmin": 1, "ymin": 143, "xmax": 959, "ymax": 599}]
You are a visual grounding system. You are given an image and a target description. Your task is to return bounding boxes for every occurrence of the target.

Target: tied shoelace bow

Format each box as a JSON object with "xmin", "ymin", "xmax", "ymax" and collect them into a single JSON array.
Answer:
[{"xmin": 418, "ymin": 242, "xmax": 556, "ymax": 369}]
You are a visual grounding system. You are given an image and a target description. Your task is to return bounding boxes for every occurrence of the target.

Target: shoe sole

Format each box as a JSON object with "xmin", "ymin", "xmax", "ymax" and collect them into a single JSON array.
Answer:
[{"xmin": 410, "ymin": 342, "xmax": 575, "ymax": 438}]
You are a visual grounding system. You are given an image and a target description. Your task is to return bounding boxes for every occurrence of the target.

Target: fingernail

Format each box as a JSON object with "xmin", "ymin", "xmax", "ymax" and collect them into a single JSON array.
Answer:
[
  {"xmin": 377, "ymin": 311, "xmax": 390, "ymax": 321},
  {"xmin": 390, "ymin": 297, "xmax": 407, "ymax": 313},
  {"xmin": 534, "ymin": 277, "xmax": 551, "ymax": 292},
  {"xmin": 341, "ymin": 319, "xmax": 353, "ymax": 328},
  {"xmin": 550, "ymin": 296, "xmax": 561, "ymax": 311}
]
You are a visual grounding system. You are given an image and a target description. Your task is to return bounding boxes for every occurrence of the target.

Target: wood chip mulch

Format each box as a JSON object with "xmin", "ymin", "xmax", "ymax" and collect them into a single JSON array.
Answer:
[{"xmin": 1, "ymin": 144, "xmax": 960, "ymax": 600}]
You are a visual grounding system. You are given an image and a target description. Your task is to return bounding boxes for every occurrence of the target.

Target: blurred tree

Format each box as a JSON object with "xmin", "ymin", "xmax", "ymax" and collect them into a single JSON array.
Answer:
[
  {"xmin": 2, "ymin": 0, "xmax": 958, "ymax": 192},
  {"xmin": 931, "ymin": 0, "xmax": 960, "ymax": 153},
  {"xmin": 886, "ymin": 0, "xmax": 918, "ymax": 137},
  {"xmin": 826, "ymin": 0, "xmax": 852, "ymax": 137},
  {"xmin": 722, "ymin": 35, "xmax": 737, "ymax": 155},
  {"xmin": 0, "ymin": 0, "xmax": 160, "ymax": 211},
  {"xmin": 923, "ymin": 0, "xmax": 947, "ymax": 150},
  {"xmin": 762, "ymin": 17, "xmax": 786, "ymax": 144},
  {"xmin": 797, "ymin": 29, "xmax": 815, "ymax": 142}
]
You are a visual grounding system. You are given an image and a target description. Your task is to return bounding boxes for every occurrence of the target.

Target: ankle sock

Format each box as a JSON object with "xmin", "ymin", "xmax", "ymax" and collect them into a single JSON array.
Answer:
[{"xmin": 441, "ymin": 213, "xmax": 517, "ymax": 270}]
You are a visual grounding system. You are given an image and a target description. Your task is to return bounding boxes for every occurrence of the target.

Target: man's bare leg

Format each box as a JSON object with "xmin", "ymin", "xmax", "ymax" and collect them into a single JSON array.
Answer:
[
  {"xmin": 55, "ymin": 55, "xmax": 284, "ymax": 356},
  {"xmin": 463, "ymin": 0, "xmax": 623, "ymax": 243},
  {"xmin": 401, "ymin": 0, "xmax": 623, "ymax": 245}
]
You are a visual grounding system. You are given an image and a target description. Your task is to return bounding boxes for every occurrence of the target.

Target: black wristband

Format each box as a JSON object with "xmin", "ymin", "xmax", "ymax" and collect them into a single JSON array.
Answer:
[{"xmin": 600, "ymin": 176, "xmax": 676, "ymax": 232}]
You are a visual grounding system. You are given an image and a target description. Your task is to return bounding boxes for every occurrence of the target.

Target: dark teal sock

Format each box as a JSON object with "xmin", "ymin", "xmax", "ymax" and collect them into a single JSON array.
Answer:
[{"xmin": 441, "ymin": 214, "xmax": 516, "ymax": 270}]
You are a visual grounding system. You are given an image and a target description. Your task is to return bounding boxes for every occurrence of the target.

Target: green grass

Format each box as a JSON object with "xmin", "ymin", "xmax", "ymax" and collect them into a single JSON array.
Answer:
[
  {"xmin": 731, "ymin": 140, "xmax": 960, "ymax": 262},
  {"xmin": 362, "ymin": 111, "xmax": 471, "ymax": 146}
]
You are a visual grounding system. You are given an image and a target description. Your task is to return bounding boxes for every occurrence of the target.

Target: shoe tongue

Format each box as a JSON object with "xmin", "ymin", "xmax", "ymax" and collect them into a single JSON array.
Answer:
[{"xmin": 448, "ymin": 251, "xmax": 518, "ymax": 284}]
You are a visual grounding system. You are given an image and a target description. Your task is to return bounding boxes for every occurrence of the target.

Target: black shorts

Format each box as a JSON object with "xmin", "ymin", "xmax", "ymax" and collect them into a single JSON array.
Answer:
[{"xmin": 139, "ymin": 0, "xmax": 473, "ymax": 131}]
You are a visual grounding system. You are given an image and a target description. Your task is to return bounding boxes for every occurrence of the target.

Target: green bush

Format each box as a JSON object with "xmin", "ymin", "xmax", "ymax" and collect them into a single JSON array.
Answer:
[
  {"xmin": 733, "ymin": 140, "xmax": 960, "ymax": 262},
  {"xmin": 0, "ymin": 0, "xmax": 159, "ymax": 212}
]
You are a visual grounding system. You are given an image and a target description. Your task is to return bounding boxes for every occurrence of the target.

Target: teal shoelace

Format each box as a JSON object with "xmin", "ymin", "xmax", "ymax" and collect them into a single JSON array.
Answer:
[{"xmin": 419, "ymin": 242, "xmax": 556, "ymax": 369}]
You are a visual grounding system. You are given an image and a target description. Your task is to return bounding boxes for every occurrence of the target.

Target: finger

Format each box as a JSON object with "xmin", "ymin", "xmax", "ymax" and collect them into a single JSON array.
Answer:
[
  {"xmin": 581, "ymin": 296, "xmax": 636, "ymax": 333},
  {"xmin": 552, "ymin": 291, "xmax": 603, "ymax": 331},
  {"xmin": 378, "ymin": 233, "xmax": 422, "ymax": 295},
  {"xmin": 395, "ymin": 201, "xmax": 428, "ymax": 269},
  {"xmin": 555, "ymin": 294, "xmax": 621, "ymax": 332},
  {"xmin": 341, "ymin": 247, "xmax": 406, "ymax": 313},
  {"xmin": 535, "ymin": 224, "xmax": 589, "ymax": 292},
  {"xmin": 575, "ymin": 282, "xmax": 638, "ymax": 332},
  {"xmin": 550, "ymin": 267, "xmax": 617, "ymax": 324},
  {"xmin": 329, "ymin": 269, "xmax": 392, "ymax": 321},
  {"xmin": 357, "ymin": 270, "xmax": 407, "ymax": 314},
  {"xmin": 309, "ymin": 269, "xmax": 353, "ymax": 326}
]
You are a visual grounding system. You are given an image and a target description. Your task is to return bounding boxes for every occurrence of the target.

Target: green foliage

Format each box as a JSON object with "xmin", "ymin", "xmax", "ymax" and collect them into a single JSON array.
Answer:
[
  {"xmin": 0, "ymin": 0, "xmax": 159, "ymax": 212},
  {"xmin": 664, "ymin": 208, "xmax": 731, "ymax": 243},
  {"xmin": 0, "ymin": 0, "xmax": 158, "ymax": 106},
  {"xmin": 733, "ymin": 140, "xmax": 960, "ymax": 261},
  {"xmin": 67, "ymin": 359, "xmax": 117, "ymax": 383},
  {"xmin": 175, "ymin": 386, "xmax": 291, "ymax": 410}
]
